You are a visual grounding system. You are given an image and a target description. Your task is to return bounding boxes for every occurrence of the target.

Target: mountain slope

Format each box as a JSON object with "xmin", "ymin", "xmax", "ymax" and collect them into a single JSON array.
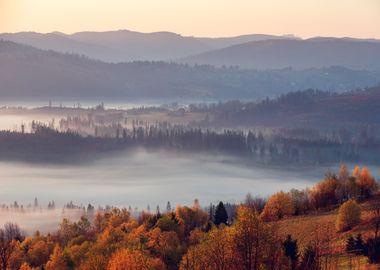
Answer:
[
  {"xmin": 182, "ymin": 38, "xmax": 380, "ymax": 70},
  {"xmin": 1, "ymin": 40, "xmax": 380, "ymax": 100}
]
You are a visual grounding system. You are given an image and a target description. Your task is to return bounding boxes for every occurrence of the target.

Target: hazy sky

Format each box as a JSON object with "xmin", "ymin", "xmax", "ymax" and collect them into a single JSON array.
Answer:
[{"xmin": 1, "ymin": 0, "xmax": 379, "ymax": 38}]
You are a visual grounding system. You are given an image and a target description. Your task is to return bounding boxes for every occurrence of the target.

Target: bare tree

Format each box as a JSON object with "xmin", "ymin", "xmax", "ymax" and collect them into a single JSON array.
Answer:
[{"xmin": 0, "ymin": 223, "xmax": 24, "ymax": 270}]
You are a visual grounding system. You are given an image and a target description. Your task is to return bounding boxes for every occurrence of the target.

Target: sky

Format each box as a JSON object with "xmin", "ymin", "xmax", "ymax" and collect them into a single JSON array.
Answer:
[{"xmin": 1, "ymin": 0, "xmax": 380, "ymax": 38}]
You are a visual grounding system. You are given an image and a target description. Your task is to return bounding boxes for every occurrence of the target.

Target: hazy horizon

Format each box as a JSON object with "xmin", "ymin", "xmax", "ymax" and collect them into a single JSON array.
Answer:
[{"xmin": 1, "ymin": 0, "xmax": 379, "ymax": 39}]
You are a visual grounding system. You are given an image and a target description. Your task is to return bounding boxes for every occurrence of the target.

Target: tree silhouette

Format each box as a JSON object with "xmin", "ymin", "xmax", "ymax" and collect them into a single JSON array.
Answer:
[
  {"xmin": 213, "ymin": 202, "xmax": 228, "ymax": 225},
  {"xmin": 283, "ymin": 235, "xmax": 298, "ymax": 270}
]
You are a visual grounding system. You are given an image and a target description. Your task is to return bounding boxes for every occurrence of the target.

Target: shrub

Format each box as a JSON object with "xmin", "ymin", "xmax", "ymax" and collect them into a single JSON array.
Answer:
[{"xmin": 336, "ymin": 199, "xmax": 361, "ymax": 231}]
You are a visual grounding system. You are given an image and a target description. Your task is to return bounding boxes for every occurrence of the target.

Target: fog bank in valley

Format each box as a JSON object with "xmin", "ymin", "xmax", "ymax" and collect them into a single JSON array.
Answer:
[{"xmin": 2, "ymin": 148, "xmax": 379, "ymax": 233}]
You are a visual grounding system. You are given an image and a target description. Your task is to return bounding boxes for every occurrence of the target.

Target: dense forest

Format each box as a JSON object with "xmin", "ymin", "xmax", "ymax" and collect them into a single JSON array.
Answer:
[
  {"xmin": 188, "ymin": 86, "xmax": 380, "ymax": 128},
  {"xmin": 1, "ymin": 122, "xmax": 380, "ymax": 165},
  {"xmin": 0, "ymin": 165, "xmax": 379, "ymax": 269}
]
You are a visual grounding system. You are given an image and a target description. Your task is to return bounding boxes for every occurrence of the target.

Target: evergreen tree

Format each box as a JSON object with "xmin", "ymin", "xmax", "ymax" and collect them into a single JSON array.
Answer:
[
  {"xmin": 346, "ymin": 235, "xmax": 355, "ymax": 252},
  {"xmin": 354, "ymin": 234, "xmax": 365, "ymax": 255},
  {"xmin": 283, "ymin": 235, "xmax": 298, "ymax": 270},
  {"xmin": 166, "ymin": 201, "xmax": 172, "ymax": 213},
  {"xmin": 213, "ymin": 201, "xmax": 228, "ymax": 225},
  {"xmin": 365, "ymin": 237, "xmax": 380, "ymax": 263}
]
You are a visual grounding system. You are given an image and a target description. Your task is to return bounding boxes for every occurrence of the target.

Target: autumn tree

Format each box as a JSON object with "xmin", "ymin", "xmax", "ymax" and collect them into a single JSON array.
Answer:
[
  {"xmin": 19, "ymin": 262, "xmax": 33, "ymax": 270},
  {"xmin": 260, "ymin": 191, "xmax": 294, "ymax": 221},
  {"xmin": 309, "ymin": 176, "xmax": 339, "ymax": 209},
  {"xmin": 356, "ymin": 166, "xmax": 377, "ymax": 198},
  {"xmin": 0, "ymin": 223, "xmax": 24, "ymax": 270},
  {"xmin": 244, "ymin": 193, "xmax": 266, "ymax": 213},
  {"xmin": 289, "ymin": 189, "xmax": 310, "ymax": 215},
  {"xmin": 179, "ymin": 225, "xmax": 235, "ymax": 270},
  {"xmin": 27, "ymin": 239, "xmax": 50, "ymax": 267},
  {"xmin": 234, "ymin": 205, "xmax": 275, "ymax": 270},
  {"xmin": 336, "ymin": 199, "xmax": 361, "ymax": 231},
  {"xmin": 175, "ymin": 205, "xmax": 208, "ymax": 237},
  {"xmin": 107, "ymin": 249, "xmax": 165, "ymax": 270},
  {"xmin": 335, "ymin": 164, "xmax": 351, "ymax": 202},
  {"xmin": 45, "ymin": 245, "xmax": 68, "ymax": 270},
  {"xmin": 147, "ymin": 229, "xmax": 183, "ymax": 268}
]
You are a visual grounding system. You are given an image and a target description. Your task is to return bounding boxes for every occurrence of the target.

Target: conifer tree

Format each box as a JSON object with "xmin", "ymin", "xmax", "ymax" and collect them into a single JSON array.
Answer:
[{"xmin": 214, "ymin": 201, "xmax": 228, "ymax": 225}]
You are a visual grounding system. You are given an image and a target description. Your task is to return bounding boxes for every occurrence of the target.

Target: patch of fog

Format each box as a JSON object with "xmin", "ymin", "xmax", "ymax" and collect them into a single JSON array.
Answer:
[
  {"xmin": 0, "ymin": 208, "xmax": 85, "ymax": 235},
  {"xmin": 1, "ymin": 148, "xmax": 380, "ymax": 233},
  {"xmin": 0, "ymin": 113, "xmax": 57, "ymax": 132},
  {"xmin": 0, "ymin": 148, "xmax": 366, "ymax": 209}
]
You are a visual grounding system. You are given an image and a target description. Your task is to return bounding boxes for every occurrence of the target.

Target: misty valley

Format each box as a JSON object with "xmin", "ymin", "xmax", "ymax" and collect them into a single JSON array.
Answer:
[
  {"xmin": 1, "ymin": 15, "xmax": 380, "ymax": 268},
  {"xmin": 0, "ymin": 94, "xmax": 380, "ymax": 235}
]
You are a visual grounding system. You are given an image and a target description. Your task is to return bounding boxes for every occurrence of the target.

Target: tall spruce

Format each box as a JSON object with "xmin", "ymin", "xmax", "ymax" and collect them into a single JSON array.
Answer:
[{"xmin": 214, "ymin": 201, "xmax": 228, "ymax": 225}]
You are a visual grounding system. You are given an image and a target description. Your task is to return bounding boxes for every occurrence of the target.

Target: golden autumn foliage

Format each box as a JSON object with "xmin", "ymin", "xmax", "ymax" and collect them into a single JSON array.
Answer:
[
  {"xmin": 45, "ymin": 245, "xmax": 68, "ymax": 270},
  {"xmin": 357, "ymin": 166, "xmax": 377, "ymax": 198},
  {"xmin": 180, "ymin": 225, "xmax": 235, "ymax": 270},
  {"xmin": 0, "ymin": 165, "xmax": 377, "ymax": 270},
  {"xmin": 19, "ymin": 262, "xmax": 33, "ymax": 270},
  {"xmin": 180, "ymin": 205, "xmax": 286, "ymax": 270},
  {"xmin": 309, "ymin": 176, "xmax": 339, "ymax": 209},
  {"xmin": 260, "ymin": 191, "xmax": 294, "ymax": 221},
  {"xmin": 27, "ymin": 239, "xmax": 50, "ymax": 267},
  {"xmin": 107, "ymin": 249, "xmax": 166, "ymax": 270},
  {"xmin": 336, "ymin": 199, "xmax": 361, "ymax": 231}
]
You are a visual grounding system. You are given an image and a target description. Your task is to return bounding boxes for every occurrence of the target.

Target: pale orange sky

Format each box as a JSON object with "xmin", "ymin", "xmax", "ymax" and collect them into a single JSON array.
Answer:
[{"xmin": 1, "ymin": 0, "xmax": 379, "ymax": 38}]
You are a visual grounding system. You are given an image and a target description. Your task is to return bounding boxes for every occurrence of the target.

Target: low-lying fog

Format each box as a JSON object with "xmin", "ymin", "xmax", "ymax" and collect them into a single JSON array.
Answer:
[{"xmin": 2, "ymin": 148, "xmax": 380, "ymax": 233}]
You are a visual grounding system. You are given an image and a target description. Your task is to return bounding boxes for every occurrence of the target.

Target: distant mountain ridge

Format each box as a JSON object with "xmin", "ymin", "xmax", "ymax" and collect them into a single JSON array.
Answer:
[
  {"xmin": 0, "ymin": 30, "xmax": 297, "ymax": 62},
  {"xmin": 182, "ymin": 38, "xmax": 380, "ymax": 70},
  {"xmin": 1, "ymin": 40, "xmax": 380, "ymax": 100}
]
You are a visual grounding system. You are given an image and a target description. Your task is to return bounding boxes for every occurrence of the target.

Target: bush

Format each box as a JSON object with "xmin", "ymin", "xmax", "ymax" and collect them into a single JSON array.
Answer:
[
  {"xmin": 336, "ymin": 199, "xmax": 361, "ymax": 231},
  {"xmin": 260, "ymin": 191, "xmax": 294, "ymax": 221}
]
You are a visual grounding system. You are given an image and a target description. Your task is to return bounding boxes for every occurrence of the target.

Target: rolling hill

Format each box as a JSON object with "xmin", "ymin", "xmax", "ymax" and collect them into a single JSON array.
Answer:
[
  {"xmin": 0, "ymin": 30, "xmax": 296, "ymax": 62},
  {"xmin": 182, "ymin": 38, "xmax": 380, "ymax": 70},
  {"xmin": 1, "ymin": 40, "xmax": 380, "ymax": 100}
]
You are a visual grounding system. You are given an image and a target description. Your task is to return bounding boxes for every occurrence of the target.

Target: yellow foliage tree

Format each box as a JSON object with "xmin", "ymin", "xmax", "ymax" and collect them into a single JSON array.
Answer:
[
  {"xmin": 357, "ymin": 166, "xmax": 377, "ymax": 198},
  {"xmin": 180, "ymin": 225, "xmax": 235, "ymax": 270},
  {"xmin": 45, "ymin": 245, "xmax": 68, "ymax": 270},
  {"xmin": 235, "ymin": 205, "xmax": 282, "ymax": 270},
  {"xmin": 260, "ymin": 191, "xmax": 294, "ymax": 221},
  {"xmin": 336, "ymin": 199, "xmax": 361, "ymax": 231},
  {"xmin": 19, "ymin": 262, "xmax": 33, "ymax": 270},
  {"xmin": 352, "ymin": 166, "xmax": 361, "ymax": 178},
  {"xmin": 27, "ymin": 240, "xmax": 50, "ymax": 267},
  {"xmin": 107, "ymin": 249, "xmax": 166, "ymax": 270}
]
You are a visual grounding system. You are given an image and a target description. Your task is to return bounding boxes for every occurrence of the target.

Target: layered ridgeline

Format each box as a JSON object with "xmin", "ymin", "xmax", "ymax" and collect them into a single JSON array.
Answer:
[
  {"xmin": 182, "ymin": 37, "xmax": 380, "ymax": 70},
  {"xmin": 0, "ymin": 30, "xmax": 299, "ymax": 62},
  {"xmin": 2, "ymin": 30, "xmax": 380, "ymax": 70},
  {"xmin": 1, "ymin": 40, "xmax": 380, "ymax": 99}
]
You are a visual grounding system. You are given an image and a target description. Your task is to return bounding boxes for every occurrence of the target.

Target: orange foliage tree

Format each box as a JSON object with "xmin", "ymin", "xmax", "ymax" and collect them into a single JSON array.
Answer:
[
  {"xmin": 261, "ymin": 191, "xmax": 294, "ymax": 221},
  {"xmin": 336, "ymin": 199, "xmax": 361, "ymax": 231},
  {"xmin": 107, "ymin": 249, "xmax": 166, "ymax": 270}
]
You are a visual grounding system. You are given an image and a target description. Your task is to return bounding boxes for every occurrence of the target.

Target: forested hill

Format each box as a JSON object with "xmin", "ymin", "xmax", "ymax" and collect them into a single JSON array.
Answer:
[
  {"xmin": 1, "ymin": 40, "xmax": 380, "ymax": 100},
  {"xmin": 209, "ymin": 87, "xmax": 380, "ymax": 128},
  {"xmin": 182, "ymin": 37, "xmax": 380, "ymax": 70}
]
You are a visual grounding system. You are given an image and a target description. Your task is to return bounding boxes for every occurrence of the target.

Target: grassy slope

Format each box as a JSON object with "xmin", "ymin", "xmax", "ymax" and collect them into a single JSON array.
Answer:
[{"xmin": 275, "ymin": 197, "xmax": 379, "ymax": 269}]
